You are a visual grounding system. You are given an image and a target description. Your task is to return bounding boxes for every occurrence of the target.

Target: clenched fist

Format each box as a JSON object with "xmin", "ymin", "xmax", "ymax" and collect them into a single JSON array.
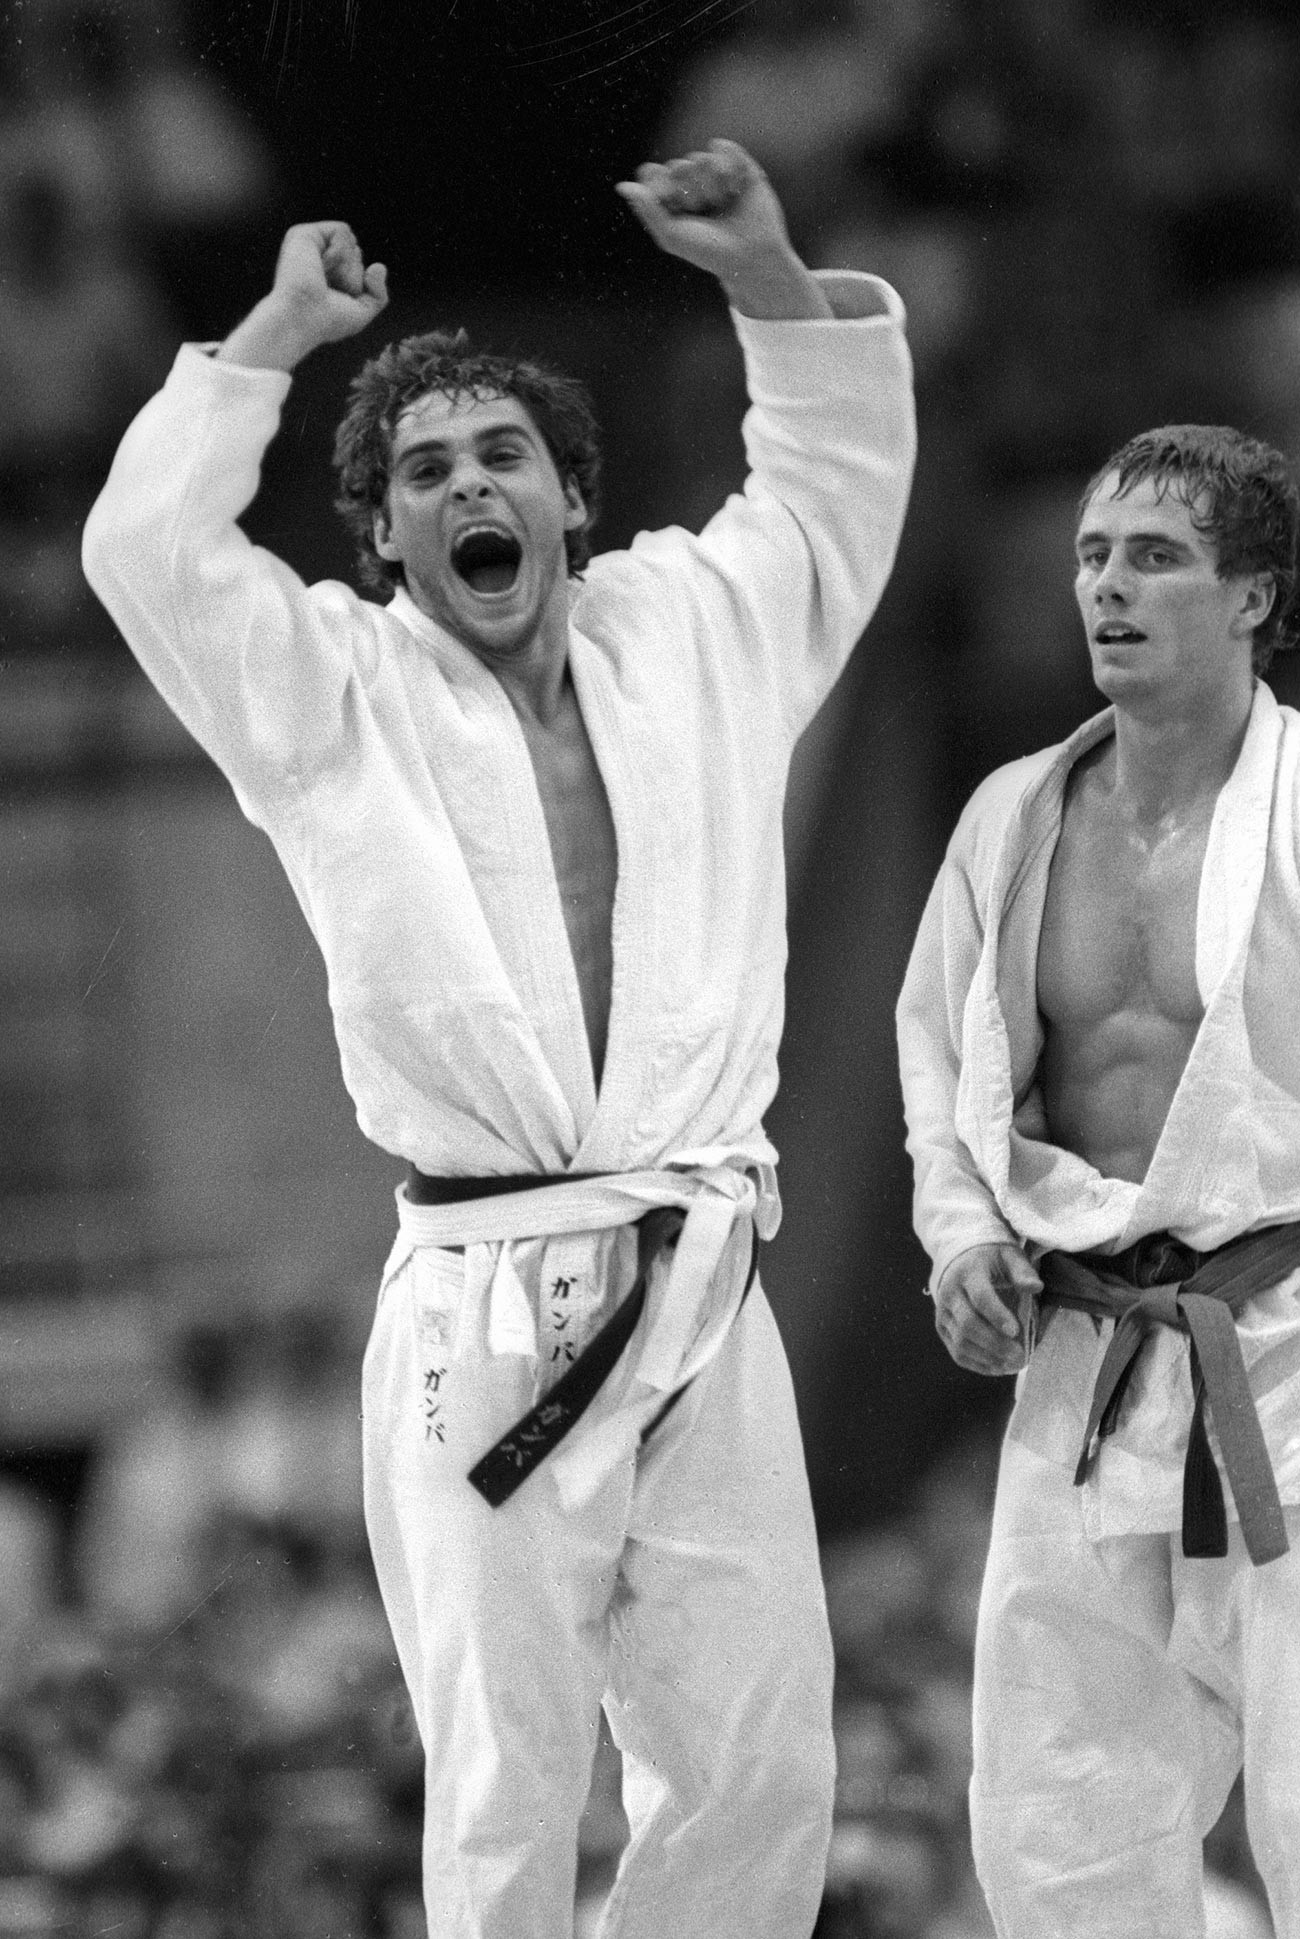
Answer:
[
  {"xmin": 617, "ymin": 139, "xmax": 831, "ymax": 321},
  {"xmin": 218, "ymin": 220, "xmax": 388, "ymax": 373}
]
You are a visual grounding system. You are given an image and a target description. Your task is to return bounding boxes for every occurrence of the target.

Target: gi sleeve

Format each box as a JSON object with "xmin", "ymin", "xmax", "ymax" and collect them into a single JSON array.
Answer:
[
  {"xmin": 895, "ymin": 812, "xmax": 1022, "ymax": 1291},
  {"xmin": 622, "ymin": 270, "xmax": 917, "ymax": 742},
  {"xmin": 82, "ymin": 345, "xmax": 377, "ymax": 813}
]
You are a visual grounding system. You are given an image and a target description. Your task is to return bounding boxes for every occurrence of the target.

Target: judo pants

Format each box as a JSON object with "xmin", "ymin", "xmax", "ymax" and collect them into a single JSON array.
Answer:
[
  {"xmin": 970, "ymin": 1435, "xmax": 1300, "ymax": 1938},
  {"xmin": 361, "ymin": 1242, "xmax": 836, "ymax": 1939}
]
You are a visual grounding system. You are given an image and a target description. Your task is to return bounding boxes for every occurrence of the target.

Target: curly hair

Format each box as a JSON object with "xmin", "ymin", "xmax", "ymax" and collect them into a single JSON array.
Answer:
[
  {"xmin": 332, "ymin": 329, "xmax": 603, "ymax": 595},
  {"xmin": 1080, "ymin": 424, "xmax": 1300, "ymax": 672}
]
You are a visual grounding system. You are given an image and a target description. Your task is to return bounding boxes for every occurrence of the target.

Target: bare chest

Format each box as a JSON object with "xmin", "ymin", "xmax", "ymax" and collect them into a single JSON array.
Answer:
[
  {"xmin": 1036, "ymin": 789, "xmax": 1212, "ymax": 1031},
  {"xmin": 516, "ymin": 703, "xmax": 618, "ymax": 1086}
]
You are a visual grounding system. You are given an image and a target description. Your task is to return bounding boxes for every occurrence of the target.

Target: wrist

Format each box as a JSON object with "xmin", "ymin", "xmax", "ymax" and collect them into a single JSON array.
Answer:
[
  {"xmin": 216, "ymin": 294, "xmax": 320, "ymax": 373},
  {"xmin": 719, "ymin": 245, "xmax": 832, "ymax": 321}
]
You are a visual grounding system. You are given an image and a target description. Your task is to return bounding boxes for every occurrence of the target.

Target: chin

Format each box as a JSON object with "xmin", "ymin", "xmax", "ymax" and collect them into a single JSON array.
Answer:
[
  {"xmin": 1091, "ymin": 657, "xmax": 1156, "ymax": 697},
  {"xmin": 464, "ymin": 606, "xmax": 535, "ymax": 651},
  {"xmin": 414, "ymin": 582, "xmax": 532, "ymax": 655}
]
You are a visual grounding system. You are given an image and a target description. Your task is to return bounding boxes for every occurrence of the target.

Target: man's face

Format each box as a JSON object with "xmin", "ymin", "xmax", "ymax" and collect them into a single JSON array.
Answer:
[
  {"xmin": 373, "ymin": 390, "xmax": 586, "ymax": 661},
  {"xmin": 1073, "ymin": 474, "xmax": 1271, "ymax": 705}
]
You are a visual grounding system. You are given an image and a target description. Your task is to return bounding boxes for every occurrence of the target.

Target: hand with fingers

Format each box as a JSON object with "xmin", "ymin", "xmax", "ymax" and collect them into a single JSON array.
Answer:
[
  {"xmin": 933, "ymin": 1242, "xmax": 1042, "ymax": 1376},
  {"xmin": 218, "ymin": 220, "xmax": 389, "ymax": 373},
  {"xmin": 616, "ymin": 139, "xmax": 831, "ymax": 320}
]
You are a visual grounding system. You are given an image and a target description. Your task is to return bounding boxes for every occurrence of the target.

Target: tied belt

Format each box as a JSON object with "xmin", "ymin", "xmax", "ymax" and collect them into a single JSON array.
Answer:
[
  {"xmin": 405, "ymin": 1165, "xmax": 759, "ymax": 1509},
  {"xmin": 1039, "ymin": 1222, "xmax": 1300, "ymax": 1567}
]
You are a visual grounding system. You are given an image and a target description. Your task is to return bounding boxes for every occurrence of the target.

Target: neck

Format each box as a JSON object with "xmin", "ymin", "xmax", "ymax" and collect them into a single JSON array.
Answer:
[
  {"xmin": 409, "ymin": 569, "xmax": 574, "ymax": 725},
  {"xmin": 1109, "ymin": 676, "xmax": 1254, "ymax": 820},
  {"xmin": 490, "ymin": 632, "xmax": 571, "ymax": 727},
  {"xmin": 474, "ymin": 586, "xmax": 573, "ymax": 726}
]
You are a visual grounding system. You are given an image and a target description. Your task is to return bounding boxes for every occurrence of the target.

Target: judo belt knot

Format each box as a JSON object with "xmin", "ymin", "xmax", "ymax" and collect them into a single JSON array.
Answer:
[
  {"xmin": 467, "ymin": 1204, "xmax": 688, "ymax": 1508},
  {"xmin": 1039, "ymin": 1223, "xmax": 1300, "ymax": 1567},
  {"xmin": 404, "ymin": 1166, "xmax": 762, "ymax": 1509}
]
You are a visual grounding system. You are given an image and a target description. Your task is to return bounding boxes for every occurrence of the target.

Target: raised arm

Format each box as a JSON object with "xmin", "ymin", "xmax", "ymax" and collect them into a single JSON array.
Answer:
[
  {"xmin": 217, "ymin": 221, "xmax": 388, "ymax": 371},
  {"xmin": 616, "ymin": 139, "xmax": 839, "ymax": 321},
  {"xmin": 82, "ymin": 222, "xmax": 390, "ymax": 803},
  {"xmin": 606, "ymin": 141, "xmax": 915, "ymax": 737}
]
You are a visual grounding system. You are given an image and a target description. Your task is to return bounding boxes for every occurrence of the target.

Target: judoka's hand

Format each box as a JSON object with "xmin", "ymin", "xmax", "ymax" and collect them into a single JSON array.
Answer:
[
  {"xmin": 616, "ymin": 140, "xmax": 831, "ymax": 320},
  {"xmin": 218, "ymin": 221, "xmax": 388, "ymax": 372},
  {"xmin": 934, "ymin": 1243, "xmax": 1041, "ymax": 1376}
]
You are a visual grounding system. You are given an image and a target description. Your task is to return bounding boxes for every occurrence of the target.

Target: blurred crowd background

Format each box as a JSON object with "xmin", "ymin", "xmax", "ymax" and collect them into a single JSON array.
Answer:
[{"xmin": 3, "ymin": 0, "xmax": 1299, "ymax": 1931}]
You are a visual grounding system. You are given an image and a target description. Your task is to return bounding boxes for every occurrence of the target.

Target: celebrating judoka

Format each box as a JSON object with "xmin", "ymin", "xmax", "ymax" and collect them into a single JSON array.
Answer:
[
  {"xmin": 897, "ymin": 424, "xmax": 1300, "ymax": 1937},
  {"xmin": 82, "ymin": 141, "xmax": 915, "ymax": 1938}
]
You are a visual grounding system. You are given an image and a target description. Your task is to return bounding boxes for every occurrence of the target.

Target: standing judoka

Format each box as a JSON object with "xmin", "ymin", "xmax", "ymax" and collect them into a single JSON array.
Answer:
[
  {"xmin": 83, "ymin": 142, "xmax": 916, "ymax": 1938},
  {"xmin": 897, "ymin": 423, "xmax": 1300, "ymax": 1938}
]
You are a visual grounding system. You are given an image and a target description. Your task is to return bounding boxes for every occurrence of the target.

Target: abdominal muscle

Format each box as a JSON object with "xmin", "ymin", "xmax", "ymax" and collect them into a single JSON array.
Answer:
[
  {"xmin": 1037, "ymin": 1009, "xmax": 1200, "ymax": 1184},
  {"xmin": 1034, "ymin": 746, "xmax": 1212, "ymax": 1185}
]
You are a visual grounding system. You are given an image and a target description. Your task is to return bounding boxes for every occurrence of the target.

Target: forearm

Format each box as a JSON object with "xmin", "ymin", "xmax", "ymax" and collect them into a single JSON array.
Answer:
[
  {"xmin": 703, "ymin": 279, "xmax": 912, "ymax": 728},
  {"xmin": 900, "ymin": 1030, "xmax": 1020, "ymax": 1283},
  {"xmin": 215, "ymin": 221, "xmax": 388, "ymax": 372},
  {"xmin": 83, "ymin": 347, "xmax": 350, "ymax": 785},
  {"xmin": 718, "ymin": 243, "xmax": 834, "ymax": 321},
  {"xmin": 907, "ymin": 1134, "xmax": 1022, "ymax": 1291},
  {"xmin": 897, "ymin": 878, "xmax": 1019, "ymax": 1285},
  {"xmin": 620, "ymin": 140, "xmax": 886, "ymax": 324},
  {"xmin": 216, "ymin": 293, "xmax": 322, "ymax": 373}
]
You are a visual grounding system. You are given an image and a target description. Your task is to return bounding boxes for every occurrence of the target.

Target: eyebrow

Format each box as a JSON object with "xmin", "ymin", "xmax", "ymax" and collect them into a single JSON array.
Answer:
[
  {"xmin": 1074, "ymin": 527, "xmax": 1196, "ymax": 554},
  {"xmin": 392, "ymin": 424, "xmax": 536, "ymax": 469}
]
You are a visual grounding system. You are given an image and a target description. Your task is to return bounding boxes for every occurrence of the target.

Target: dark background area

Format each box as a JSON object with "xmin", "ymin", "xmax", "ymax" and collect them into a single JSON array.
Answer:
[{"xmin": 2, "ymin": 1, "xmax": 1296, "ymax": 1931}]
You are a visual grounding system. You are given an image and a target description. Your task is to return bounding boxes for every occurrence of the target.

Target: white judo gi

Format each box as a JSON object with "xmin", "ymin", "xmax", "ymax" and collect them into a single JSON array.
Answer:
[
  {"xmin": 83, "ymin": 272, "xmax": 916, "ymax": 1938},
  {"xmin": 896, "ymin": 682, "xmax": 1300, "ymax": 1938}
]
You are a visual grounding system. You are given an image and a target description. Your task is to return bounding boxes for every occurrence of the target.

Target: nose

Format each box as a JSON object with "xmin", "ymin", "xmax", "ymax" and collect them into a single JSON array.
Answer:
[
  {"xmin": 1093, "ymin": 555, "xmax": 1130, "ymax": 603},
  {"xmin": 450, "ymin": 458, "xmax": 493, "ymax": 502}
]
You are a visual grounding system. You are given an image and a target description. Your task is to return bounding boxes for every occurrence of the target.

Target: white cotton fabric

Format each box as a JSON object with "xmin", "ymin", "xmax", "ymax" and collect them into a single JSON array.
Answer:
[
  {"xmin": 382, "ymin": 1153, "xmax": 778, "ymax": 1509},
  {"xmin": 82, "ymin": 272, "xmax": 915, "ymax": 1185},
  {"xmin": 970, "ymin": 1439, "xmax": 1300, "ymax": 1939},
  {"xmin": 897, "ymin": 680, "xmax": 1300, "ymax": 1539},
  {"xmin": 363, "ymin": 1245, "xmax": 836, "ymax": 1939},
  {"xmin": 83, "ymin": 275, "xmax": 915, "ymax": 1937}
]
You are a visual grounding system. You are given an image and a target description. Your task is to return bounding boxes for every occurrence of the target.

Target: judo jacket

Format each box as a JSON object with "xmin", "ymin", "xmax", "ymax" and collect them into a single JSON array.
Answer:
[
  {"xmin": 83, "ymin": 272, "xmax": 916, "ymax": 1194},
  {"xmin": 896, "ymin": 681, "xmax": 1300, "ymax": 1539}
]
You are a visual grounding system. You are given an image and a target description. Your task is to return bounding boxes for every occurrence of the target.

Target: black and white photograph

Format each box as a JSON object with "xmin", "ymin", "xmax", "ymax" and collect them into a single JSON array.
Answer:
[{"xmin": 2, "ymin": 2, "xmax": 1300, "ymax": 1934}]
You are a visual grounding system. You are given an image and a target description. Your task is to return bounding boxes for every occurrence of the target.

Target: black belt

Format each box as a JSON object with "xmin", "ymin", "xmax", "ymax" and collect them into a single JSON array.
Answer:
[
  {"xmin": 404, "ymin": 1166, "xmax": 758, "ymax": 1508},
  {"xmin": 1039, "ymin": 1222, "xmax": 1300, "ymax": 1566},
  {"xmin": 405, "ymin": 1165, "xmax": 602, "ymax": 1206}
]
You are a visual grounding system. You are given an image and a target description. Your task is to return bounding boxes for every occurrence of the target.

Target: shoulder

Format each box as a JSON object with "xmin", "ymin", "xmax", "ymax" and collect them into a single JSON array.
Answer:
[
  {"xmin": 299, "ymin": 576, "xmax": 403, "ymax": 685},
  {"xmin": 948, "ymin": 710, "xmax": 1113, "ymax": 863},
  {"xmin": 571, "ymin": 532, "xmax": 701, "ymax": 635},
  {"xmin": 1272, "ymin": 695, "xmax": 1300, "ymax": 805},
  {"xmin": 947, "ymin": 745, "xmax": 1057, "ymax": 862}
]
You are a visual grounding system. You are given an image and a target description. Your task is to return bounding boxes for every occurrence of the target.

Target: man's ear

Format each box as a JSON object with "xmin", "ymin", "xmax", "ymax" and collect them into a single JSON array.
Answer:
[
  {"xmin": 562, "ymin": 477, "xmax": 587, "ymax": 532},
  {"xmin": 1235, "ymin": 572, "xmax": 1276, "ymax": 635},
  {"xmin": 373, "ymin": 503, "xmax": 400, "ymax": 563}
]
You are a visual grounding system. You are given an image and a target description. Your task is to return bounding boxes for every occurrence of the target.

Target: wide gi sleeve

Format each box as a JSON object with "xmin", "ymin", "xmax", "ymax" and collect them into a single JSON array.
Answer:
[
  {"xmin": 616, "ymin": 271, "xmax": 916, "ymax": 742},
  {"xmin": 81, "ymin": 345, "xmax": 377, "ymax": 814},
  {"xmin": 895, "ymin": 804, "xmax": 1023, "ymax": 1289}
]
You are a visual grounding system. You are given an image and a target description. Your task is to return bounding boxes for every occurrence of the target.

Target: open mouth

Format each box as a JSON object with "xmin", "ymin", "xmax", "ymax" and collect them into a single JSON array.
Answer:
[
  {"xmin": 1095, "ymin": 624, "xmax": 1146, "ymax": 645},
  {"xmin": 450, "ymin": 527, "xmax": 523, "ymax": 596}
]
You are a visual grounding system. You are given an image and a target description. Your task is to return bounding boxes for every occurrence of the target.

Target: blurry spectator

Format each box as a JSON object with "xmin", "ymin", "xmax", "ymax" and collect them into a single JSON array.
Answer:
[
  {"xmin": 75, "ymin": 1321, "xmax": 243, "ymax": 1629},
  {"xmin": 0, "ymin": 1479, "xmax": 60, "ymax": 1699},
  {"xmin": 0, "ymin": 1478, "xmax": 59, "ymax": 1623},
  {"xmin": 76, "ymin": 1306, "xmax": 363, "ymax": 1630},
  {"xmin": 218, "ymin": 1306, "xmax": 365, "ymax": 1546},
  {"xmin": 0, "ymin": 163, "xmax": 174, "ymax": 652},
  {"xmin": 186, "ymin": 1516, "xmax": 394, "ymax": 1744},
  {"xmin": 658, "ymin": 0, "xmax": 928, "ymax": 250},
  {"xmin": 4, "ymin": 0, "xmax": 274, "ymax": 250},
  {"xmin": 0, "ymin": 0, "xmax": 278, "ymax": 655}
]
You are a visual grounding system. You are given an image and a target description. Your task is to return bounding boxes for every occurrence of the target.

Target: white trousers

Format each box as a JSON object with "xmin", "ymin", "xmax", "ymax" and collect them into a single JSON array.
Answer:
[
  {"xmin": 971, "ymin": 1435, "xmax": 1300, "ymax": 1938},
  {"xmin": 361, "ymin": 1239, "xmax": 835, "ymax": 1939}
]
